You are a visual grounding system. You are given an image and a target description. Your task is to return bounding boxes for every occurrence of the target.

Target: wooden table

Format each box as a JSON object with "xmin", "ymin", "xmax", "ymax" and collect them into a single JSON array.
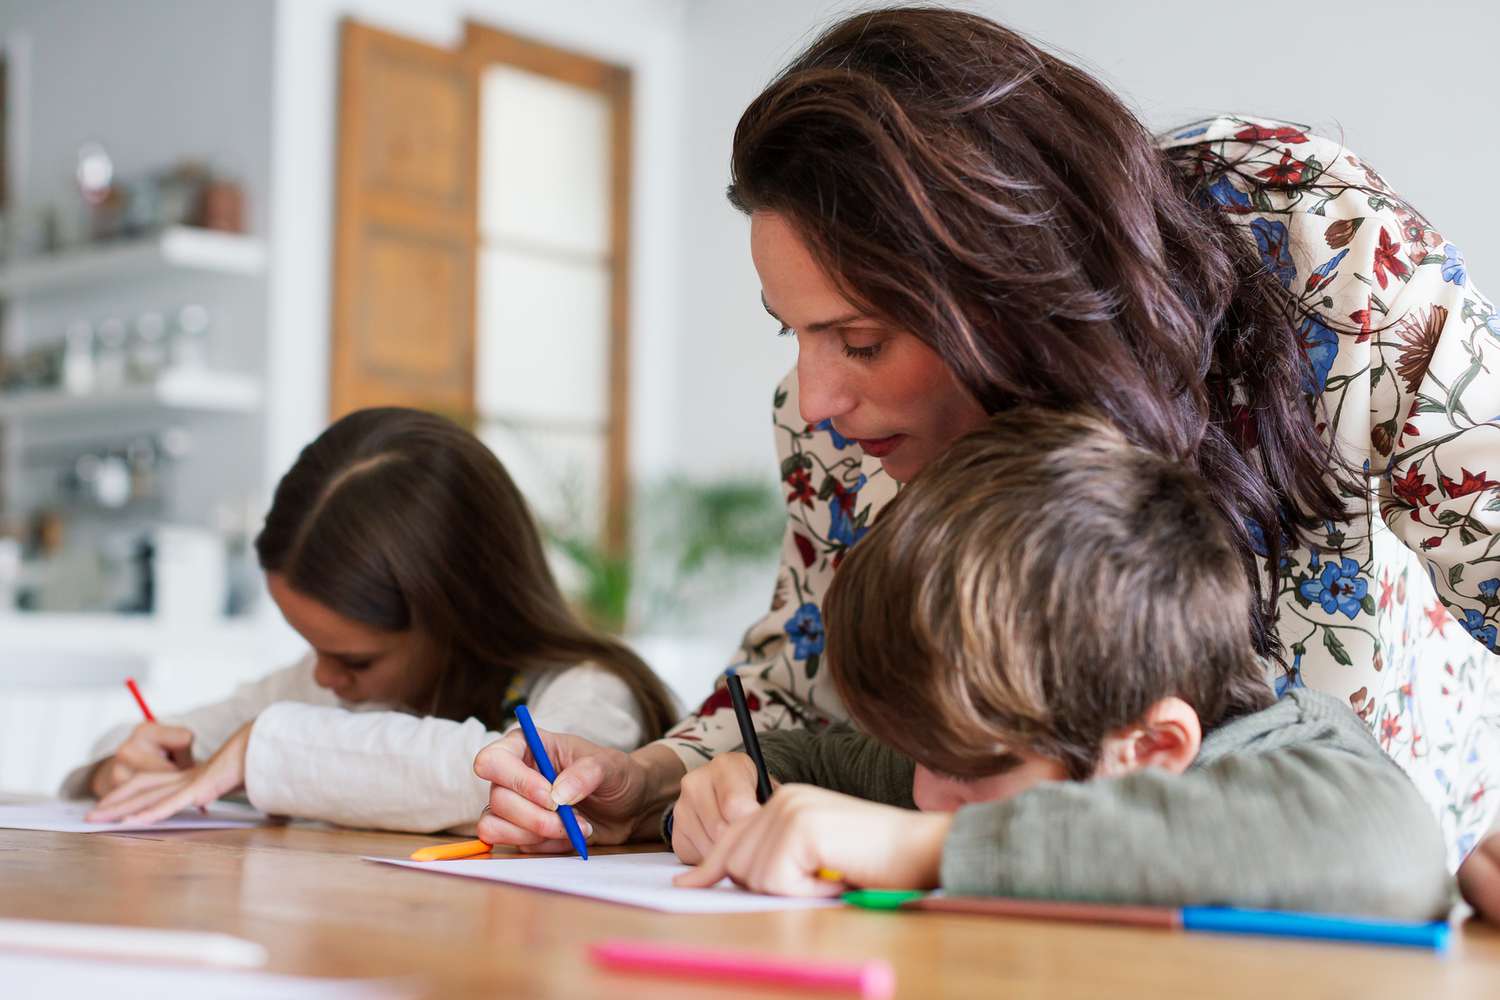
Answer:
[{"xmin": 2, "ymin": 822, "xmax": 1498, "ymax": 999}]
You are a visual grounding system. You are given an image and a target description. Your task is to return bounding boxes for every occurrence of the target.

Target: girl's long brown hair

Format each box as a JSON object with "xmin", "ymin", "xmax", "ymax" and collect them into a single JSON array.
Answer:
[
  {"xmin": 729, "ymin": 7, "xmax": 1357, "ymax": 660},
  {"xmin": 254, "ymin": 407, "xmax": 676, "ymax": 739}
]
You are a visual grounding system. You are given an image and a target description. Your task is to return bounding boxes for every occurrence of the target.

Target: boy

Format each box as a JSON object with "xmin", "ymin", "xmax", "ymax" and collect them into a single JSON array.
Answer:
[{"xmin": 673, "ymin": 410, "xmax": 1453, "ymax": 918}]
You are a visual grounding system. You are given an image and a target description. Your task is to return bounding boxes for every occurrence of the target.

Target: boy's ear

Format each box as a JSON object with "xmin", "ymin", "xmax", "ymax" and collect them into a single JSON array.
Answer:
[{"xmin": 1094, "ymin": 697, "xmax": 1202, "ymax": 778}]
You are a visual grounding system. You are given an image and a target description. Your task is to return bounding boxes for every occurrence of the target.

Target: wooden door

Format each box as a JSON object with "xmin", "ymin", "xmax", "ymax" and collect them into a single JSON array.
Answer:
[{"xmin": 330, "ymin": 20, "xmax": 478, "ymax": 421}]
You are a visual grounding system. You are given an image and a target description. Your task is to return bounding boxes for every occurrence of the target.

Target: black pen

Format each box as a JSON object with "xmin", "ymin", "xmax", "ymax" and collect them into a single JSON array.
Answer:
[
  {"xmin": 725, "ymin": 669, "xmax": 774, "ymax": 803},
  {"xmin": 663, "ymin": 668, "xmax": 772, "ymax": 839}
]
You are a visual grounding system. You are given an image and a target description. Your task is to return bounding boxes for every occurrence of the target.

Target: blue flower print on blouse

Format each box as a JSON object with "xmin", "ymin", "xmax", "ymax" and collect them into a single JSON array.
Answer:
[
  {"xmin": 1204, "ymin": 176, "xmax": 1252, "ymax": 212},
  {"xmin": 1251, "ymin": 218, "xmax": 1296, "ymax": 288},
  {"xmin": 1479, "ymin": 578, "xmax": 1500, "ymax": 601},
  {"xmin": 1462, "ymin": 609, "xmax": 1498, "ymax": 650},
  {"xmin": 784, "ymin": 602, "xmax": 825, "ymax": 659},
  {"xmin": 1298, "ymin": 315, "xmax": 1340, "ymax": 394},
  {"xmin": 815, "ymin": 419, "xmax": 853, "ymax": 450},
  {"xmin": 1275, "ymin": 647, "xmax": 1307, "ymax": 698},
  {"xmin": 828, "ymin": 474, "xmax": 870, "ymax": 548},
  {"xmin": 1442, "ymin": 244, "xmax": 1467, "ymax": 287},
  {"xmin": 1298, "ymin": 557, "xmax": 1368, "ymax": 619}
]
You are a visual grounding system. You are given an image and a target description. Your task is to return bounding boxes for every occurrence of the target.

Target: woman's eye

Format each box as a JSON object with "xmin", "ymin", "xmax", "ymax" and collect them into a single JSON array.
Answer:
[
  {"xmin": 842, "ymin": 342, "xmax": 882, "ymax": 361},
  {"xmin": 776, "ymin": 324, "xmax": 795, "ymax": 338},
  {"xmin": 339, "ymin": 658, "xmax": 374, "ymax": 672}
]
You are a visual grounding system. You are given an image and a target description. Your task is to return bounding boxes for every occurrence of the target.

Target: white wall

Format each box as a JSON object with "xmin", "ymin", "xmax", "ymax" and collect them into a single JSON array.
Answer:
[
  {"xmin": 676, "ymin": 0, "xmax": 1500, "ymax": 476},
  {"xmin": 266, "ymin": 0, "xmax": 687, "ymax": 499}
]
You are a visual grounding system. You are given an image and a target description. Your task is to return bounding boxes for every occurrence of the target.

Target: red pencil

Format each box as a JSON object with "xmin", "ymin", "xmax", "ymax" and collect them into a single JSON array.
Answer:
[
  {"xmin": 123, "ymin": 677, "xmax": 205, "ymax": 813},
  {"xmin": 125, "ymin": 677, "xmax": 156, "ymax": 722}
]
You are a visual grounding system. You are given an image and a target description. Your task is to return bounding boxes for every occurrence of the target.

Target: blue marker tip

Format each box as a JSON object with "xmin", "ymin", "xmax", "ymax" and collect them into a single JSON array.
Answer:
[{"xmin": 514, "ymin": 704, "xmax": 589, "ymax": 860}]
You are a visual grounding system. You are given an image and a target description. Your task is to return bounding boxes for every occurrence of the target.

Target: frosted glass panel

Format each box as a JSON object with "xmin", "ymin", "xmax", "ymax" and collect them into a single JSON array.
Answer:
[
  {"xmin": 479, "ymin": 65, "xmax": 610, "ymax": 255},
  {"xmin": 479, "ymin": 421, "xmax": 605, "ymax": 536},
  {"xmin": 476, "ymin": 247, "xmax": 609, "ymax": 425}
]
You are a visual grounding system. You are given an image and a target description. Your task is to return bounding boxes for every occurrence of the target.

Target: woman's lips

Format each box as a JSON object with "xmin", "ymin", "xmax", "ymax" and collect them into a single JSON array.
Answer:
[{"xmin": 854, "ymin": 434, "xmax": 904, "ymax": 458}]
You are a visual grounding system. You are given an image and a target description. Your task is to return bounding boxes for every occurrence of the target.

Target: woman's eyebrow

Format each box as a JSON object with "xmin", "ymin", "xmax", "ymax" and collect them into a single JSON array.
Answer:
[{"xmin": 760, "ymin": 292, "xmax": 868, "ymax": 332}]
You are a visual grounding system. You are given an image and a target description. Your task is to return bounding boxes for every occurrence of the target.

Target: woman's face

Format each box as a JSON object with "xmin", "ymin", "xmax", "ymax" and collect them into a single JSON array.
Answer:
[
  {"xmin": 266, "ymin": 572, "xmax": 430, "ymax": 707},
  {"xmin": 751, "ymin": 211, "xmax": 989, "ymax": 484}
]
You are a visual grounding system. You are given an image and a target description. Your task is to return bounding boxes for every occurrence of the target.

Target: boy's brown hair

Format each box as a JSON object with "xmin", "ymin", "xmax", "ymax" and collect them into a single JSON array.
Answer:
[{"xmin": 825, "ymin": 409, "xmax": 1275, "ymax": 780}]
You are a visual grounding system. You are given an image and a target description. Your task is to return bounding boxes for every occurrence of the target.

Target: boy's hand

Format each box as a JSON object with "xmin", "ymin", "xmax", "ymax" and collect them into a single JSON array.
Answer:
[
  {"xmin": 1459, "ymin": 829, "xmax": 1500, "ymax": 922},
  {"xmin": 671, "ymin": 752, "xmax": 768, "ymax": 864},
  {"xmin": 88, "ymin": 722, "xmax": 196, "ymax": 798},
  {"xmin": 673, "ymin": 784, "xmax": 951, "ymax": 897},
  {"xmin": 86, "ymin": 721, "xmax": 252, "ymax": 824}
]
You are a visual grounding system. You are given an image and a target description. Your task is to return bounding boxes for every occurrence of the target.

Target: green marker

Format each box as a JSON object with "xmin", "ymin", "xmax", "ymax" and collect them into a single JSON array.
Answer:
[{"xmin": 843, "ymin": 889, "xmax": 927, "ymax": 910}]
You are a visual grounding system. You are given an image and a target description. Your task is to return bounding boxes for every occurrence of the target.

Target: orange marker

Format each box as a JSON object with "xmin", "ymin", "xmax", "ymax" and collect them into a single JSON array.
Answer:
[{"xmin": 408, "ymin": 839, "xmax": 492, "ymax": 862}]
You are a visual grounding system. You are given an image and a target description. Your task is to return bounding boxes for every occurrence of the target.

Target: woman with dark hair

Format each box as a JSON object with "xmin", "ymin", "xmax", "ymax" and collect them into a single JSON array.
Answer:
[
  {"xmin": 475, "ymin": 7, "xmax": 1499, "ymax": 912},
  {"xmin": 69, "ymin": 407, "xmax": 676, "ymax": 833}
]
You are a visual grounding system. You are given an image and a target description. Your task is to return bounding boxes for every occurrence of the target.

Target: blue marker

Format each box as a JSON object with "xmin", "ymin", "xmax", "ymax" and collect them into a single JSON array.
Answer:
[
  {"xmin": 1181, "ymin": 907, "xmax": 1450, "ymax": 953},
  {"xmin": 514, "ymin": 704, "xmax": 589, "ymax": 860}
]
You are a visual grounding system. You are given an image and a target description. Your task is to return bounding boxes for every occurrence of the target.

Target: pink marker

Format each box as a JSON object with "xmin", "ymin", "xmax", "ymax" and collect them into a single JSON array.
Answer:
[{"xmin": 590, "ymin": 939, "xmax": 895, "ymax": 998}]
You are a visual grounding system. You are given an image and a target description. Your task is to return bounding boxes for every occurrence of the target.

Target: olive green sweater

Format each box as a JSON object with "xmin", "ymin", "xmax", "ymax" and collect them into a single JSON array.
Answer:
[{"xmin": 757, "ymin": 689, "xmax": 1453, "ymax": 919}]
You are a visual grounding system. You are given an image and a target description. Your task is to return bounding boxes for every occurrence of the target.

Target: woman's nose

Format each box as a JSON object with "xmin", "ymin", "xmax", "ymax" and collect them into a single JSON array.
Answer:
[{"xmin": 796, "ymin": 340, "xmax": 857, "ymax": 426}]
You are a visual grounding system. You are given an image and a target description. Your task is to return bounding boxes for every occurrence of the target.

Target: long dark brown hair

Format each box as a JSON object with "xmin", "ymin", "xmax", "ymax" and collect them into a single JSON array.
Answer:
[
  {"xmin": 254, "ymin": 407, "xmax": 677, "ymax": 739},
  {"xmin": 729, "ymin": 7, "xmax": 1357, "ymax": 660}
]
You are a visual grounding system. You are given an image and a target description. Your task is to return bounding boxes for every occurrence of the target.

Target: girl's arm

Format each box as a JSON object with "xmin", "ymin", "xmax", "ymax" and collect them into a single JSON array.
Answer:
[
  {"xmin": 59, "ymin": 655, "xmax": 325, "ymax": 798},
  {"xmin": 242, "ymin": 665, "xmax": 646, "ymax": 833}
]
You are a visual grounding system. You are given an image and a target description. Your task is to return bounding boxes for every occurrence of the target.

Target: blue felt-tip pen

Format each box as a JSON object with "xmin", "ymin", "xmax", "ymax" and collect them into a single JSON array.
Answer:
[
  {"xmin": 514, "ymin": 704, "xmax": 589, "ymax": 861},
  {"xmin": 1181, "ymin": 906, "xmax": 1450, "ymax": 952}
]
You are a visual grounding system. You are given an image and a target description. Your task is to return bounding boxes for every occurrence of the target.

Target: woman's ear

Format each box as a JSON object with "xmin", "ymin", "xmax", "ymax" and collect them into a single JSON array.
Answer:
[{"xmin": 1093, "ymin": 697, "xmax": 1202, "ymax": 778}]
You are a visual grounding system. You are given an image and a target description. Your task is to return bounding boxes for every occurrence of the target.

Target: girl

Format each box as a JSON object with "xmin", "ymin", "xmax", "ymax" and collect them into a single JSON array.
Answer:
[
  {"xmin": 67, "ymin": 407, "xmax": 676, "ymax": 833},
  {"xmin": 472, "ymin": 6, "xmax": 1500, "ymax": 916}
]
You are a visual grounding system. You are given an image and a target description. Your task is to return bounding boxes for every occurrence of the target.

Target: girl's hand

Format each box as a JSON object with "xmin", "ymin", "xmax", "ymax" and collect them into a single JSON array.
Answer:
[
  {"xmin": 673, "ymin": 784, "xmax": 952, "ymax": 897},
  {"xmin": 86, "ymin": 721, "xmax": 254, "ymax": 824},
  {"xmin": 1459, "ymin": 829, "xmax": 1500, "ymax": 922},
  {"xmin": 88, "ymin": 722, "xmax": 196, "ymax": 798},
  {"xmin": 474, "ymin": 729, "xmax": 682, "ymax": 852},
  {"xmin": 670, "ymin": 752, "xmax": 768, "ymax": 864}
]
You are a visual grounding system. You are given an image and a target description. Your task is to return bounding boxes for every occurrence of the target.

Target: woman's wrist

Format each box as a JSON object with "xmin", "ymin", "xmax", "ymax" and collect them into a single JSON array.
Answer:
[{"xmin": 626, "ymin": 741, "xmax": 689, "ymax": 840}]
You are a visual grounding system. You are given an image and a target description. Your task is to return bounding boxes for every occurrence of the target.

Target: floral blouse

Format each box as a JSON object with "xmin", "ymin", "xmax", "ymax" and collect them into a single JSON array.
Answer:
[{"xmin": 661, "ymin": 115, "xmax": 1500, "ymax": 869}]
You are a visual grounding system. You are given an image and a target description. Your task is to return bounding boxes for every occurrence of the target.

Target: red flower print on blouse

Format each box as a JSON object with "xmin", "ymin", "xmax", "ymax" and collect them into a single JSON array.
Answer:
[
  {"xmin": 1391, "ymin": 465, "xmax": 1436, "ymax": 517},
  {"xmin": 1256, "ymin": 150, "xmax": 1305, "ymax": 186},
  {"xmin": 1372, "ymin": 227, "xmax": 1411, "ymax": 289},
  {"xmin": 1348, "ymin": 299, "xmax": 1374, "ymax": 343},
  {"xmin": 694, "ymin": 684, "xmax": 761, "ymax": 718},
  {"xmin": 785, "ymin": 466, "xmax": 815, "ymax": 508},
  {"xmin": 1439, "ymin": 468, "xmax": 1498, "ymax": 499},
  {"xmin": 1380, "ymin": 713, "xmax": 1403, "ymax": 749},
  {"xmin": 1235, "ymin": 124, "xmax": 1308, "ymax": 144}
]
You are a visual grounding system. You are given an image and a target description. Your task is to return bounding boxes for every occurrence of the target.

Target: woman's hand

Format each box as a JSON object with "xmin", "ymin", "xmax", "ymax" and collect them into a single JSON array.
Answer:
[
  {"xmin": 473, "ymin": 729, "xmax": 685, "ymax": 851},
  {"xmin": 670, "ymin": 752, "xmax": 768, "ymax": 864},
  {"xmin": 86, "ymin": 721, "xmax": 254, "ymax": 824},
  {"xmin": 1459, "ymin": 829, "xmax": 1500, "ymax": 922},
  {"xmin": 673, "ymin": 784, "xmax": 951, "ymax": 897},
  {"xmin": 87, "ymin": 722, "xmax": 196, "ymax": 798}
]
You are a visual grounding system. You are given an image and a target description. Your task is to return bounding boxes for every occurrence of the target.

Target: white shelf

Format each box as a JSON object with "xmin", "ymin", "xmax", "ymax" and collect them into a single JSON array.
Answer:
[
  {"xmin": 0, "ymin": 369, "xmax": 262, "ymax": 421},
  {"xmin": 0, "ymin": 227, "xmax": 266, "ymax": 299}
]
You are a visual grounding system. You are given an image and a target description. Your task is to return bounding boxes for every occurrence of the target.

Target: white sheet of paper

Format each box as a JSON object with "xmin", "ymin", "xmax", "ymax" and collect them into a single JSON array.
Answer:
[
  {"xmin": 369, "ymin": 851, "xmax": 842, "ymax": 914},
  {"xmin": 1, "ymin": 952, "xmax": 412, "ymax": 1000},
  {"xmin": 0, "ymin": 799, "xmax": 264, "ymax": 833}
]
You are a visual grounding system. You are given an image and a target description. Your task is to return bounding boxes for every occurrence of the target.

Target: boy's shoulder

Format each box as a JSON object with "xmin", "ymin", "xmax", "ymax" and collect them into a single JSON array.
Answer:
[{"xmin": 1193, "ymin": 688, "xmax": 1382, "ymax": 770}]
